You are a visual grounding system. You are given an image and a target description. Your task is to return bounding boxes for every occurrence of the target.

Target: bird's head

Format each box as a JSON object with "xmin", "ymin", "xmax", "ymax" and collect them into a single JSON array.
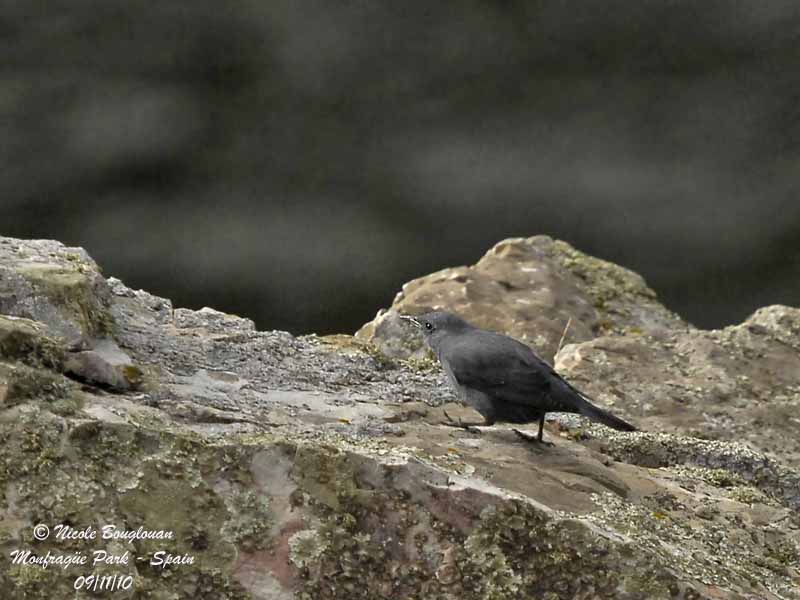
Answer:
[{"xmin": 399, "ymin": 310, "xmax": 472, "ymax": 349}]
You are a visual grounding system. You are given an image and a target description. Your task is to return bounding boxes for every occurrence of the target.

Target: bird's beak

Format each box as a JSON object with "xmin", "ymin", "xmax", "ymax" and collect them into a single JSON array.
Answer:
[{"xmin": 399, "ymin": 314, "xmax": 422, "ymax": 328}]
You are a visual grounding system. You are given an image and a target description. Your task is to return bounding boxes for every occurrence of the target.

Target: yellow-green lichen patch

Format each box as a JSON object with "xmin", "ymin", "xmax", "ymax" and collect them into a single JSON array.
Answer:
[
  {"xmin": 288, "ymin": 529, "xmax": 329, "ymax": 569},
  {"xmin": 401, "ymin": 354, "xmax": 439, "ymax": 372},
  {"xmin": 6, "ymin": 563, "xmax": 61, "ymax": 599},
  {"xmin": 4, "ymin": 412, "xmax": 134, "ymax": 531},
  {"xmin": 48, "ymin": 390, "xmax": 86, "ymax": 417},
  {"xmin": 0, "ymin": 316, "xmax": 65, "ymax": 370},
  {"xmin": 551, "ymin": 239, "xmax": 655, "ymax": 302},
  {"xmin": 12, "ymin": 263, "xmax": 115, "ymax": 340},
  {"xmin": 0, "ymin": 408, "xmax": 63, "ymax": 484},
  {"xmin": 112, "ymin": 436, "xmax": 276, "ymax": 595},
  {"xmin": 220, "ymin": 489, "xmax": 272, "ymax": 551},
  {"xmin": 314, "ymin": 333, "xmax": 402, "ymax": 371},
  {"xmin": 0, "ymin": 362, "xmax": 72, "ymax": 407},
  {"xmin": 294, "ymin": 508, "xmax": 430, "ymax": 600},
  {"xmin": 0, "ymin": 410, "xmax": 289, "ymax": 598},
  {"xmin": 540, "ymin": 237, "xmax": 686, "ymax": 334},
  {"xmin": 456, "ymin": 501, "xmax": 683, "ymax": 600},
  {"xmin": 599, "ymin": 431, "xmax": 800, "ymax": 510},
  {"xmin": 765, "ymin": 538, "xmax": 800, "ymax": 568},
  {"xmin": 119, "ymin": 465, "xmax": 234, "ymax": 573},
  {"xmin": 316, "ymin": 334, "xmax": 370, "ymax": 354},
  {"xmin": 461, "ymin": 522, "xmax": 522, "ymax": 598},
  {"xmin": 291, "ymin": 444, "xmax": 373, "ymax": 512},
  {"xmin": 676, "ymin": 466, "xmax": 745, "ymax": 489},
  {"xmin": 282, "ymin": 445, "xmax": 446, "ymax": 599},
  {"xmin": 275, "ymin": 438, "xmax": 684, "ymax": 599},
  {"xmin": 727, "ymin": 486, "xmax": 766, "ymax": 505},
  {"xmin": 122, "ymin": 364, "xmax": 145, "ymax": 387},
  {"xmin": 584, "ymin": 491, "xmax": 799, "ymax": 599}
]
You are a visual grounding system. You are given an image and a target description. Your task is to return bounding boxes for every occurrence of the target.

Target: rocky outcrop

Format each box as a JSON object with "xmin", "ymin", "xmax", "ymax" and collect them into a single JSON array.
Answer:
[
  {"xmin": 0, "ymin": 238, "xmax": 114, "ymax": 346},
  {"xmin": 1, "ymin": 236, "xmax": 798, "ymax": 599},
  {"xmin": 356, "ymin": 236, "xmax": 689, "ymax": 362},
  {"xmin": 556, "ymin": 305, "xmax": 800, "ymax": 468}
]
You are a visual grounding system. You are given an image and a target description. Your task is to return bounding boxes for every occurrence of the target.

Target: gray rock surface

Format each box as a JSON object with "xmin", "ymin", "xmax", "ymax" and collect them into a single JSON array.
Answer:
[
  {"xmin": 0, "ymin": 235, "xmax": 798, "ymax": 599},
  {"xmin": 64, "ymin": 338, "xmax": 144, "ymax": 390},
  {"xmin": 0, "ymin": 238, "xmax": 113, "ymax": 346},
  {"xmin": 556, "ymin": 305, "xmax": 800, "ymax": 467}
]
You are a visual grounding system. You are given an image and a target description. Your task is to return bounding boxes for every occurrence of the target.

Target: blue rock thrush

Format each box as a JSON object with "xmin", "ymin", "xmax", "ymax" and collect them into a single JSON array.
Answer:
[{"xmin": 401, "ymin": 311, "xmax": 636, "ymax": 443}]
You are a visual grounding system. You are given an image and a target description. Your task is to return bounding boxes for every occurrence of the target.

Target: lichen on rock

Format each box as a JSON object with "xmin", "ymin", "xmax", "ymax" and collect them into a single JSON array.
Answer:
[
  {"xmin": 0, "ymin": 315, "xmax": 66, "ymax": 370},
  {"xmin": 1, "ymin": 235, "xmax": 799, "ymax": 600},
  {"xmin": 0, "ymin": 238, "xmax": 115, "ymax": 346},
  {"xmin": 356, "ymin": 235, "xmax": 687, "ymax": 363}
]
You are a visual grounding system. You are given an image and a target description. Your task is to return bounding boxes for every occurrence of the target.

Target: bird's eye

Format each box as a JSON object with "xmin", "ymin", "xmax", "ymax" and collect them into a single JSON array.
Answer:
[{"xmin": 425, "ymin": 322, "xmax": 433, "ymax": 330}]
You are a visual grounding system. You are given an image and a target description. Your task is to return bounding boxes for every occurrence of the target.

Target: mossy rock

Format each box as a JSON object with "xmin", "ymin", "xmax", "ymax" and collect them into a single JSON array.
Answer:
[
  {"xmin": 0, "ymin": 362, "xmax": 73, "ymax": 407},
  {"xmin": 0, "ymin": 240, "xmax": 115, "ymax": 345},
  {"xmin": 0, "ymin": 315, "xmax": 66, "ymax": 370}
]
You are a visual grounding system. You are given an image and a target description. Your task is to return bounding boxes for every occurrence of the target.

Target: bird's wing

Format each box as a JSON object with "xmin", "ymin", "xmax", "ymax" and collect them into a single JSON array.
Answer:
[{"xmin": 442, "ymin": 332, "xmax": 574, "ymax": 411}]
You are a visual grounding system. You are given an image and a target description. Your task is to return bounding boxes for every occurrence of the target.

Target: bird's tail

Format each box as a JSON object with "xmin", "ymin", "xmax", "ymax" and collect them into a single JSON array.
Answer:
[{"xmin": 577, "ymin": 396, "xmax": 636, "ymax": 432}]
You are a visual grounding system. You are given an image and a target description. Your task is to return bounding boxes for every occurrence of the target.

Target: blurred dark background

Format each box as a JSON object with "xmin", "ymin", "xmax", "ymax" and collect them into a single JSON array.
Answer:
[{"xmin": 2, "ymin": 1, "xmax": 799, "ymax": 335}]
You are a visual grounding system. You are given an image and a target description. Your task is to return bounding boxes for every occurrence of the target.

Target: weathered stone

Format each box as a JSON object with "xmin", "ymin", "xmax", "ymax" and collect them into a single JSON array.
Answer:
[
  {"xmin": 555, "ymin": 304, "xmax": 800, "ymax": 466},
  {"xmin": 0, "ymin": 237, "xmax": 114, "ymax": 346},
  {"xmin": 356, "ymin": 235, "xmax": 688, "ymax": 362},
  {"xmin": 0, "ymin": 315, "xmax": 65, "ymax": 370},
  {"xmin": 64, "ymin": 338, "xmax": 144, "ymax": 390},
  {"xmin": 1, "ymin": 235, "xmax": 799, "ymax": 600},
  {"xmin": 0, "ymin": 361, "xmax": 74, "ymax": 408}
]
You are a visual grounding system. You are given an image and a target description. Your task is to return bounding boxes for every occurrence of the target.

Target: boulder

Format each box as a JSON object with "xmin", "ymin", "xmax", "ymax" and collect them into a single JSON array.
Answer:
[{"xmin": 356, "ymin": 235, "xmax": 688, "ymax": 362}]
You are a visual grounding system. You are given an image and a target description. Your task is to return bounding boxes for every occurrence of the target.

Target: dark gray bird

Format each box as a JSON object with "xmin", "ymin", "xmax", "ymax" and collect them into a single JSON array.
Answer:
[{"xmin": 401, "ymin": 311, "xmax": 636, "ymax": 442}]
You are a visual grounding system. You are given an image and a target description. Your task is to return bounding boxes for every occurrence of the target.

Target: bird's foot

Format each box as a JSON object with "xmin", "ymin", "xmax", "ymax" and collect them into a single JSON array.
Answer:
[
  {"xmin": 442, "ymin": 410, "xmax": 485, "ymax": 434},
  {"xmin": 512, "ymin": 428, "xmax": 554, "ymax": 447}
]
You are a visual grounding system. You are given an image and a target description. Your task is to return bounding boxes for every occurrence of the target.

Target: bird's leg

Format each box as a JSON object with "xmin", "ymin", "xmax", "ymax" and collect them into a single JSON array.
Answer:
[{"xmin": 513, "ymin": 414, "xmax": 554, "ymax": 446}]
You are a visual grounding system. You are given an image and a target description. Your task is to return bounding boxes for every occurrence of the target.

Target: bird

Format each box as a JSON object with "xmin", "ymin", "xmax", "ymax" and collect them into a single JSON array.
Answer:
[{"xmin": 400, "ymin": 311, "xmax": 636, "ymax": 443}]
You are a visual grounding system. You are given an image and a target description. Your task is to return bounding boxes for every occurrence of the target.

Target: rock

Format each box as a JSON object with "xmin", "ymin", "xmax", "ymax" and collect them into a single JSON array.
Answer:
[
  {"xmin": 746, "ymin": 304, "xmax": 800, "ymax": 352},
  {"xmin": 1, "ymin": 235, "xmax": 799, "ymax": 600},
  {"xmin": 0, "ymin": 238, "xmax": 145, "ymax": 391},
  {"xmin": 0, "ymin": 237, "xmax": 114, "ymax": 346},
  {"xmin": 555, "ymin": 304, "xmax": 800, "ymax": 466},
  {"xmin": 0, "ymin": 312, "xmax": 75, "ymax": 409},
  {"xmin": 64, "ymin": 338, "xmax": 144, "ymax": 390},
  {"xmin": 0, "ymin": 315, "xmax": 65, "ymax": 370},
  {"xmin": 356, "ymin": 235, "xmax": 688, "ymax": 362},
  {"xmin": 0, "ymin": 362, "xmax": 76, "ymax": 410}
]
